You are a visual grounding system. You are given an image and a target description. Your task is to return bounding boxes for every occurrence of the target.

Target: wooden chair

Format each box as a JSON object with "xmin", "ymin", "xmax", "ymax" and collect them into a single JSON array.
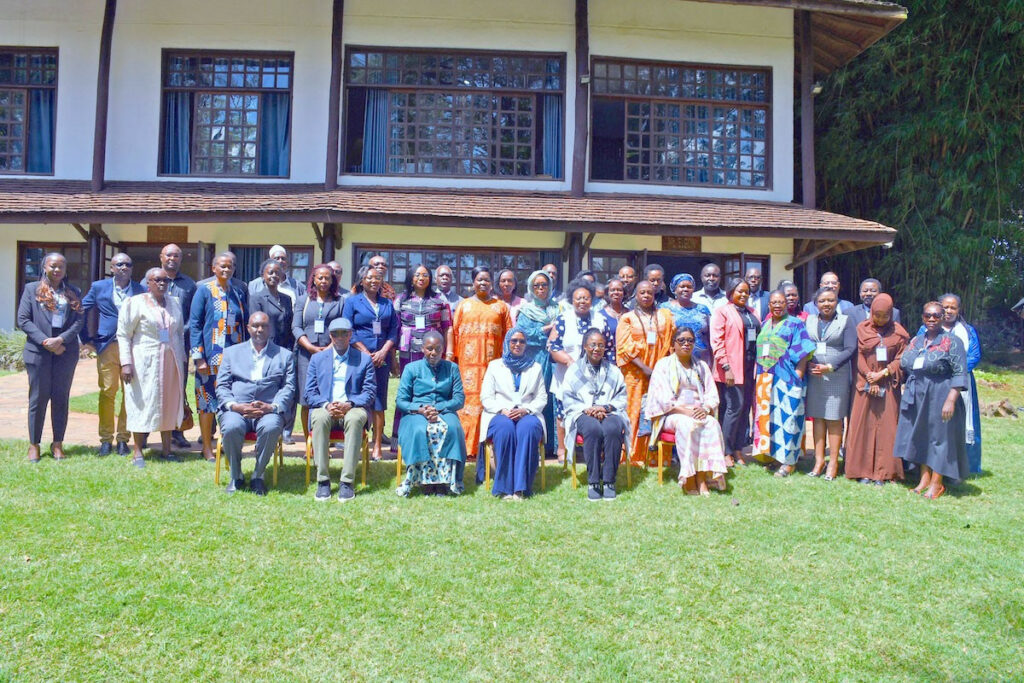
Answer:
[
  {"xmin": 653, "ymin": 428, "xmax": 676, "ymax": 485},
  {"xmin": 565, "ymin": 434, "xmax": 633, "ymax": 489},
  {"xmin": 214, "ymin": 431, "xmax": 283, "ymax": 486},
  {"xmin": 482, "ymin": 440, "xmax": 546, "ymax": 492},
  {"xmin": 304, "ymin": 429, "xmax": 371, "ymax": 487}
]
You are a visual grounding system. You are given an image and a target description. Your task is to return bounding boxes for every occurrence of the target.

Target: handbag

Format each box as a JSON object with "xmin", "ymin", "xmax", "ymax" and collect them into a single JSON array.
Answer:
[
  {"xmin": 179, "ymin": 402, "xmax": 195, "ymax": 431},
  {"xmin": 636, "ymin": 393, "xmax": 652, "ymax": 438}
]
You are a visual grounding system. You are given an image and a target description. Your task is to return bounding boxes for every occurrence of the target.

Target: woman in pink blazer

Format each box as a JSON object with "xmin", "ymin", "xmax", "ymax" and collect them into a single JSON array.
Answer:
[{"xmin": 710, "ymin": 278, "xmax": 761, "ymax": 466}]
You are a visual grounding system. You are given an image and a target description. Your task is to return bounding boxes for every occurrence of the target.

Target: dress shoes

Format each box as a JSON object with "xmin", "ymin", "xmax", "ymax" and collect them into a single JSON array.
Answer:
[
  {"xmin": 171, "ymin": 431, "xmax": 191, "ymax": 448},
  {"xmin": 250, "ymin": 478, "xmax": 267, "ymax": 496},
  {"xmin": 97, "ymin": 442, "xmax": 113, "ymax": 457},
  {"xmin": 116, "ymin": 441, "xmax": 130, "ymax": 456},
  {"xmin": 226, "ymin": 478, "xmax": 246, "ymax": 494}
]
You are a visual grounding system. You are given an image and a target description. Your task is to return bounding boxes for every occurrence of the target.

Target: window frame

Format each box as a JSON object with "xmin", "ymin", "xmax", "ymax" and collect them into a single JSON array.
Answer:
[
  {"xmin": 226, "ymin": 243, "xmax": 315, "ymax": 287},
  {"xmin": 588, "ymin": 55, "xmax": 773, "ymax": 191},
  {"xmin": 0, "ymin": 46, "xmax": 58, "ymax": 176},
  {"xmin": 157, "ymin": 48, "xmax": 295, "ymax": 179},
  {"xmin": 341, "ymin": 45, "xmax": 567, "ymax": 180}
]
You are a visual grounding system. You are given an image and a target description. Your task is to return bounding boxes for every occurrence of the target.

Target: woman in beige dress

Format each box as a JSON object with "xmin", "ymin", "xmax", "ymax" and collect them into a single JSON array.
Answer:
[{"xmin": 118, "ymin": 268, "xmax": 186, "ymax": 467}]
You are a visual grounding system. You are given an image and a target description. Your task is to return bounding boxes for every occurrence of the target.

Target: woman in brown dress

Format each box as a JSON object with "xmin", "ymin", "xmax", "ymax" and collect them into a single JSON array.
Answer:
[{"xmin": 845, "ymin": 294, "xmax": 909, "ymax": 484}]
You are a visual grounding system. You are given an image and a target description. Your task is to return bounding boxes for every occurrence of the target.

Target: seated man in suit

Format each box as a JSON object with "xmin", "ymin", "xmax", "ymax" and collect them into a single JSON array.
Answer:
[
  {"xmin": 305, "ymin": 317, "xmax": 376, "ymax": 503},
  {"xmin": 80, "ymin": 253, "xmax": 146, "ymax": 456},
  {"xmin": 215, "ymin": 312, "xmax": 296, "ymax": 496}
]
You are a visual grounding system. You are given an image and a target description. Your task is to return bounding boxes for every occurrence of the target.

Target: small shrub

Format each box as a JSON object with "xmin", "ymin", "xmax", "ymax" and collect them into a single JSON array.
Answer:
[{"xmin": 0, "ymin": 329, "xmax": 27, "ymax": 371}]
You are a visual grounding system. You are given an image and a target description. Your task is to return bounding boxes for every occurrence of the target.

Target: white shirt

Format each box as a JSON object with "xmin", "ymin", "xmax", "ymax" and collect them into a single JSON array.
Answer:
[
  {"xmin": 693, "ymin": 288, "xmax": 728, "ymax": 312},
  {"xmin": 331, "ymin": 347, "xmax": 349, "ymax": 403},
  {"xmin": 112, "ymin": 282, "xmax": 132, "ymax": 310},
  {"xmin": 250, "ymin": 341, "xmax": 269, "ymax": 381}
]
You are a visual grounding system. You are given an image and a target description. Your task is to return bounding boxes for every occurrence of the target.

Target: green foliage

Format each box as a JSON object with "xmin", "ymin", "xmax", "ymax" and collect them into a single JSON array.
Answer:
[
  {"xmin": 0, "ymin": 330, "xmax": 26, "ymax": 372},
  {"xmin": 815, "ymin": 0, "xmax": 1024, "ymax": 347}
]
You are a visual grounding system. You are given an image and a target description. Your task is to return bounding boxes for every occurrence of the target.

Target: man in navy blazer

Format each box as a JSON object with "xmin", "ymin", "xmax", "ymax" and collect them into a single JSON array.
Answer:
[
  {"xmin": 745, "ymin": 265, "xmax": 771, "ymax": 321},
  {"xmin": 305, "ymin": 317, "xmax": 376, "ymax": 502},
  {"xmin": 80, "ymin": 253, "xmax": 145, "ymax": 456},
  {"xmin": 215, "ymin": 312, "xmax": 296, "ymax": 495}
]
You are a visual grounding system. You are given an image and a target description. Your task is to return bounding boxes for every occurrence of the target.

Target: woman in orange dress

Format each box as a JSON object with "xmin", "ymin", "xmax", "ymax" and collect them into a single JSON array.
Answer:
[
  {"xmin": 616, "ymin": 280, "xmax": 675, "ymax": 462},
  {"xmin": 452, "ymin": 266, "xmax": 513, "ymax": 481}
]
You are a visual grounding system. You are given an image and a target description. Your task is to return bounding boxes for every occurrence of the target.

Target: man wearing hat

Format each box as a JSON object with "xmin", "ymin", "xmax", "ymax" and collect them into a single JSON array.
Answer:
[
  {"xmin": 215, "ymin": 312, "xmax": 297, "ymax": 495},
  {"xmin": 304, "ymin": 317, "xmax": 377, "ymax": 502},
  {"xmin": 248, "ymin": 245, "xmax": 307, "ymax": 304}
]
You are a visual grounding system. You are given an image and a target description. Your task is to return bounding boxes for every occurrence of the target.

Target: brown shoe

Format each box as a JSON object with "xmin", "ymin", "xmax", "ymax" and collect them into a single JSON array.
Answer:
[
  {"xmin": 28, "ymin": 444, "xmax": 41, "ymax": 463},
  {"xmin": 51, "ymin": 442, "xmax": 66, "ymax": 460}
]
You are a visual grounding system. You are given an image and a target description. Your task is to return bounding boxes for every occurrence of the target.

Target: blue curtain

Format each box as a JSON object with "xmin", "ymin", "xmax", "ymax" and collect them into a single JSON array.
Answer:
[
  {"xmin": 541, "ymin": 94, "xmax": 564, "ymax": 179},
  {"xmin": 361, "ymin": 88, "xmax": 388, "ymax": 174},
  {"xmin": 259, "ymin": 92, "xmax": 291, "ymax": 177},
  {"xmin": 26, "ymin": 89, "xmax": 55, "ymax": 173},
  {"xmin": 161, "ymin": 92, "xmax": 192, "ymax": 174},
  {"xmin": 235, "ymin": 247, "xmax": 265, "ymax": 283}
]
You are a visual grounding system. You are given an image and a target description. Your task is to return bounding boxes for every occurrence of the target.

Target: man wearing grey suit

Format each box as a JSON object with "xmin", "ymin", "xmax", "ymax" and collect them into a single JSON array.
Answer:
[{"xmin": 215, "ymin": 312, "xmax": 296, "ymax": 495}]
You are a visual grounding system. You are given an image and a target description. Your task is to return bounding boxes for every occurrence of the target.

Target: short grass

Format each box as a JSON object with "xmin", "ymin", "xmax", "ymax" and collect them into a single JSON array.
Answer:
[
  {"xmin": 2, "ymin": 380, "xmax": 1023, "ymax": 680},
  {"xmin": 69, "ymin": 375, "xmax": 198, "ymax": 416}
]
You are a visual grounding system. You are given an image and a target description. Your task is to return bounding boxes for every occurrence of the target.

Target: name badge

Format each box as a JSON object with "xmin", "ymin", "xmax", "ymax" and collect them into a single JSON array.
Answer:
[
  {"xmin": 762, "ymin": 343, "xmax": 770, "ymax": 357},
  {"xmin": 816, "ymin": 341, "xmax": 827, "ymax": 356},
  {"xmin": 314, "ymin": 319, "xmax": 325, "ymax": 334},
  {"xmin": 876, "ymin": 346, "xmax": 888, "ymax": 363},
  {"xmin": 746, "ymin": 327, "xmax": 756, "ymax": 342},
  {"xmin": 646, "ymin": 330, "xmax": 657, "ymax": 345},
  {"xmin": 51, "ymin": 312, "xmax": 64, "ymax": 328},
  {"xmin": 372, "ymin": 321, "xmax": 382, "ymax": 336},
  {"xmin": 681, "ymin": 389, "xmax": 696, "ymax": 405},
  {"xmin": 159, "ymin": 328, "xmax": 170, "ymax": 344},
  {"xmin": 226, "ymin": 312, "xmax": 237, "ymax": 327},
  {"xmin": 415, "ymin": 315, "xmax": 426, "ymax": 330},
  {"xmin": 912, "ymin": 355, "xmax": 925, "ymax": 370}
]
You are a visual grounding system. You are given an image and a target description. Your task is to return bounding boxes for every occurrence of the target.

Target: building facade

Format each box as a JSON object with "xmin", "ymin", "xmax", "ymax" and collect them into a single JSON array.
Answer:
[{"xmin": 0, "ymin": 0, "xmax": 906, "ymax": 329}]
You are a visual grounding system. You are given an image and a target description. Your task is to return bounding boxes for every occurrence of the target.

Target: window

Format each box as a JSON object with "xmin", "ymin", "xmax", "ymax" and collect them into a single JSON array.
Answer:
[
  {"xmin": 344, "ymin": 48, "xmax": 565, "ymax": 179},
  {"xmin": 228, "ymin": 245, "xmax": 314, "ymax": 286},
  {"xmin": 588, "ymin": 251, "xmax": 636, "ymax": 285},
  {"xmin": 0, "ymin": 48, "xmax": 57, "ymax": 174},
  {"xmin": 16, "ymin": 243, "xmax": 90, "ymax": 315},
  {"xmin": 590, "ymin": 58, "xmax": 770, "ymax": 188},
  {"xmin": 354, "ymin": 245, "xmax": 561, "ymax": 297},
  {"xmin": 159, "ymin": 50, "xmax": 293, "ymax": 177}
]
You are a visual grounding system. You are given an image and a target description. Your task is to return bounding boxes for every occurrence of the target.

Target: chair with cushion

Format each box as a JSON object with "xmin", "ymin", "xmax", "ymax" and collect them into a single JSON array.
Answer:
[
  {"xmin": 305, "ymin": 429, "xmax": 371, "ymax": 487},
  {"xmin": 214, "ymin": 432, "xmax": 283, "ymax": 486},
  {"xmin": 565, "ymin": 434, "xmax": 633, "ymax": 489},
  {"xmin": 482, "ymin": 441, "xmax": 546, "ymax": 492}
]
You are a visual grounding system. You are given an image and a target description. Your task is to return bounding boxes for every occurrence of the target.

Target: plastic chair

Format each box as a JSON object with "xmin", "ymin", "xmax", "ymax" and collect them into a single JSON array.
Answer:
[
  {"xmin": 214, "ymin": 431, "xmax": 283, "ymax": 486},
  {"xmin": 304, "ymin": 429, "xmax": 371, "ymax": 487},
  {"xmin": 482, "ymin": 440, "xmax": 546, "ymax": 492},
  {"xmin": 565, "ymin": 433, "xmax": 632, "ymax": 489}
]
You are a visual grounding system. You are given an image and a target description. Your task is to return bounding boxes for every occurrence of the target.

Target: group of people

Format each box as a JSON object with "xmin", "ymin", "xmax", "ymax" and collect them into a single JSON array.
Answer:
[{"xmin": 19, "ymin": 248, "xmax": 982, "ymax": 503}]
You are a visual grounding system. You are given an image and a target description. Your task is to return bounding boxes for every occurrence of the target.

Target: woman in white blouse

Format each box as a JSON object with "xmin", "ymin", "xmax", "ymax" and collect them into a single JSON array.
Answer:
[{"xmin": 479, "ymin": 328, "xmax": 548, "ymax": 500}]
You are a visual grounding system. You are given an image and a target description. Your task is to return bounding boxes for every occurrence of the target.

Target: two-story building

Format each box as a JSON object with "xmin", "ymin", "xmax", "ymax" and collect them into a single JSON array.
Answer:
[{"xmin": 0, "ymin": 0, "xmax": 906, "ymax": 329}]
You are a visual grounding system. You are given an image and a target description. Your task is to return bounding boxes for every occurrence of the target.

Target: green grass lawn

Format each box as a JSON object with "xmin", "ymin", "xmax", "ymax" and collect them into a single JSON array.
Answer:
[{"xmin": 2, "ymin": 379, "xmax": 1023, "ymax": 679}]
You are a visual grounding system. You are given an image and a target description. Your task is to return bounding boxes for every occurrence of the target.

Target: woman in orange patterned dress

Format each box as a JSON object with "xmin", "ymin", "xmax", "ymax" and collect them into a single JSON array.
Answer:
[
  {"xmin": 452, "ymin": 266, "xmax": 513, "ymax": 481},
  {"xmin": 616, "ymin": 280, "xmax": 675, "ymax": 462}
]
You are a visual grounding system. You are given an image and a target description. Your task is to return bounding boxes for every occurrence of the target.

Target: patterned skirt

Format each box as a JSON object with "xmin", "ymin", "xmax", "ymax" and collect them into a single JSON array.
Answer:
[{"xmin": 397, "ymin": 419, "xmax": 464, "ymax": 496}]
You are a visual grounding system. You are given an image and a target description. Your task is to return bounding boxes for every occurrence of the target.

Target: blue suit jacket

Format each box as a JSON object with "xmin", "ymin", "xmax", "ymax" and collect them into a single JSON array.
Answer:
[
  {"xmin": 80, "ymin": 278, "xmax": 146, "ymax": 353},
  {"xmin": 748, "ymin": 289, "xmax": 771, "ymax": 321},
  {"xmin": 304, "ymin": 345, "xmax": 377, "ymax": 410},
  {"xmin": 214, "ymin": 341, "xmax": 296, "ymax": 415}
]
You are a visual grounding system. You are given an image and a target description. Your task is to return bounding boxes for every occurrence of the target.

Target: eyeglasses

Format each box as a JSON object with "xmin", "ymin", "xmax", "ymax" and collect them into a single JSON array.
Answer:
[
  {"xmin": 113, "ymin": 262, "xmax": 133, "ymax": 268},
  {"xmin": 150, "ymin": 277, "xmax": 170, "ymax": 283},
  {"xmin": 508, "ymin": 339, "xmax": 526, "ymax": 345},
  {"xmin": 531, "ymin": 282, "xmax": 550, "ymax": 289},
  {"xmin": 923, "ymin": 312, "xmax": 942, "ymax": 319},
  {"xmin": 585, "ymin": 343, "xmax": 606, "ymax": 350},
  {"xmin": 675, "ymin": 338, "xmax": 695, "ymax": 345}
]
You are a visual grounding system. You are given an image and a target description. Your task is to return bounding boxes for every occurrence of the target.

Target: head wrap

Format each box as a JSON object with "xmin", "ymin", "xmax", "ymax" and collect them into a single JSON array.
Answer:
[
  {"xmin": 670, "ymin": 273, "xmax": 695, "ymax": 293},
  {"xmin": 268, "ymin": 244, "xmax": 287, "ymax": 258},
  {"xmin": 502, "ymin": 327, "xmax": 536, "ymax": 373},
  {"xmin": 857, "ymin": 292, "xmax": 908, "ymax": 349},
  {"xmin": 517, "ymin": 270, "xmax": 559, "ymax": 324}
]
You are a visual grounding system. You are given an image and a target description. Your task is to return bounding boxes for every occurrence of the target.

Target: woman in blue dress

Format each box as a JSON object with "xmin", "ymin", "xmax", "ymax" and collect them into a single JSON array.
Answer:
[
  {"xmin": 513, "ymin": 269, "xmax": 560, "ymax": 455},
  {"xmin": 660, "ymin": 273, "xmax": 712, "ymax": 363},
  {"xmin": 343, "ymin": 265, "xmax": 399, "ymax": 461},
  {"xmin": 601, "ymin": 277, "xmax": 628, "ymax": 341}
]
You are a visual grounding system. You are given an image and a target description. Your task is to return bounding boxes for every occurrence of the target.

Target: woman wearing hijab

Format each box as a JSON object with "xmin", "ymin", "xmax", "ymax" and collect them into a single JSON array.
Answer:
[
  {"xmin": 845, "ymin": 293, "xmax": 909, "ymax": 484},
  {"xmin": 751, "ymin": 290, "xmax": 816, "ymax": 476},
  {"xmin": 395, "ymin": 330, "xmax": 467, "ymax": 497},
  {"xmin": 897, "ymin": 301, "xmax": 969, "ymax": 499},
  {"xmin": 479, "ymin": 328, "xmax": 548, "ymax": 499},
  {"xmin": 660, "ymin": 273, "xmax": 713, "ymax": 363},
  {"xmin": 562, "ymin": 328, "xmax": 631, "ymax": 501},
  {"xmin": 645, "ymin": 327, "xmax": 727, "ymax": 495},
  {"xmin": 515, "ymin": 269, "xmax": 560, "ymax": 455}
]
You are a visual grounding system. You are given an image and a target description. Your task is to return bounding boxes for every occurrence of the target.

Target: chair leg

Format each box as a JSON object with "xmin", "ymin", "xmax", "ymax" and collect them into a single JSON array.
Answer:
[
  {"xmin": 625, "ymin": 446, "xmax": 631, "ymax": 489},
  {"xmin": 484, "ymin": 442, "xmax": 492, "ymax": 489},
  {"xmin": 305, "ymin": 436, "xmax": 312, "ymax": 488},
  {"xmin": 539, "ymin": 444, "xmax": 545, "ymax": 492},
  {"xmin": 571, "ymin": 448, "xmax": 578, "ymax": 489},
  {"xmin": 658, "ymin": 442, "xmax": 665, "ymax": 485},
  {"xmin": 214, "ymin": 436, "xmax": 223, "ymax": 486},
  {"xmin": 272, "ymin": 438, "xmax": 280, "ymax": 487},
  {"xmin": 396, "ymin": 446, "xmax": 402, "ymax": 482},
  {"xmin": 361, "ymin": 439, "xmax": 369, "ymax": 488}
]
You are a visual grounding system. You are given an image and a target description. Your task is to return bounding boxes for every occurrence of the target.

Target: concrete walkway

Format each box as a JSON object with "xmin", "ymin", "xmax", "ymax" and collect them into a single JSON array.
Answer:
[{"xmin": 0, "ymin": 358, "xmax": 310, "ymax": 458}]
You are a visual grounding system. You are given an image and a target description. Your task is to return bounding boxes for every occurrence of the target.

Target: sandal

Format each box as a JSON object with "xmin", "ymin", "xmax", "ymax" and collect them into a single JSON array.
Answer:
[
  {"xmin": 774, "ymin": 465, "xmax": 792, "ymax": 478},
  {"xmin": 924, "ymin": 485, "xmax": 946, "ymax": 500}
]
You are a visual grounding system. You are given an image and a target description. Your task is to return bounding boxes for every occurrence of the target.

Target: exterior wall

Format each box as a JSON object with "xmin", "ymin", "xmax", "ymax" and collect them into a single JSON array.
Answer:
[
  {"xmin": 0, "ymin": 0, "xmax": 104, "ymax": 180},
  {"xmin": 0, "ymin": 223, "xmax": 85, "ymax": 329}
]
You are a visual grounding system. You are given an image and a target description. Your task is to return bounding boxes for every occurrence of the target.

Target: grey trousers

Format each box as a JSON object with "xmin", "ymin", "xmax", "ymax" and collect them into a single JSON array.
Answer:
[
  {"xmin": 311, "ymin": 406, "xmax": 368, "ymax": 484},
  {"xmin": 219, "ymin": 411, "xmax": 284, "ymax": 482}
]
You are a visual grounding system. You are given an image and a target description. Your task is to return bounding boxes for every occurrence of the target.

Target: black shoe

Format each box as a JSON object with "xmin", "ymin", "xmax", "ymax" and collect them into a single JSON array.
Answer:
[
  {"xmin": 171, "ymin": 431, "xmax": 190, "ymax": 448},
  {"xmin": 603, "ymin": 484, "xmax": 617, "ymax": 500},
  {"xmin": 588, "ymin": 484, "xmax": 603, "ymax": 501},
  {"xmin": 97, "ymin": 442, "xmax": 113, "ymax": 457},
  {"xmin": 116, "ymin": 441, "xmax": 130, "ymax": 456},
  {"xmin": 281, "ymin": 431, "xmax": 295, "ymax": 446},
  {"xmin": 337, "ymin": 482, "xmax": 355, "ymax": 502},
  {"xmin": 315, "ymin": 480, "xmax": 331, "ymax": 501},
  {"xmin": 158, "ymin": 453, "xmax": 183, "ymax": 462},
  {"xmin": 250, "ymin": 478, "xmax": 267, "ymax": 496},
  {"xmin": 226, "ymin": 478, "xmax": 245, "ymax": 494}
]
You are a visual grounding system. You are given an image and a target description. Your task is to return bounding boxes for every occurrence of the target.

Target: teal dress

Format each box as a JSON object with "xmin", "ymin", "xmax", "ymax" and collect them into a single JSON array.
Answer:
[{"xmin": 396, "ymin": 359, "xmax": 467, "ymax": 495}]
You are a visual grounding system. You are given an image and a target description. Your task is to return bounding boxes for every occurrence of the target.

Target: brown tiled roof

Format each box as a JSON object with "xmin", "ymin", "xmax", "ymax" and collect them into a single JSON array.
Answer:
[{"xmin": 0, "ymin": 180, "xmax": 895, "ymax": 243}]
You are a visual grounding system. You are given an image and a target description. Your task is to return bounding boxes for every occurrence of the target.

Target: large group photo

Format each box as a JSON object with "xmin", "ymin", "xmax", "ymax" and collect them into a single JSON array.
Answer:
[{"xmin": 2, "ymin": 0, "xmax": 1022, "ymax": 679}]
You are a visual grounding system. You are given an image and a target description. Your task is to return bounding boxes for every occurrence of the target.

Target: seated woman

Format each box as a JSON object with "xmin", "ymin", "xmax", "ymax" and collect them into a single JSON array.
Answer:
[
  {"xmin": 562, "ymin": 328, "xmax": 631, "ymax": 501},
  {"xmin": 645, "ymin": 327, "xmax": 728, "ymax": 496},
  {"xmin": 395, "ymin": 331, "xmax": 467, "ymax": 497},
  {"xmin": 895, "ymin": 301, "xmax": 969, "ymax": 499},
  {"xmin": 479, "ymin": 328, "xmax": 548, "ymax": 500}
]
